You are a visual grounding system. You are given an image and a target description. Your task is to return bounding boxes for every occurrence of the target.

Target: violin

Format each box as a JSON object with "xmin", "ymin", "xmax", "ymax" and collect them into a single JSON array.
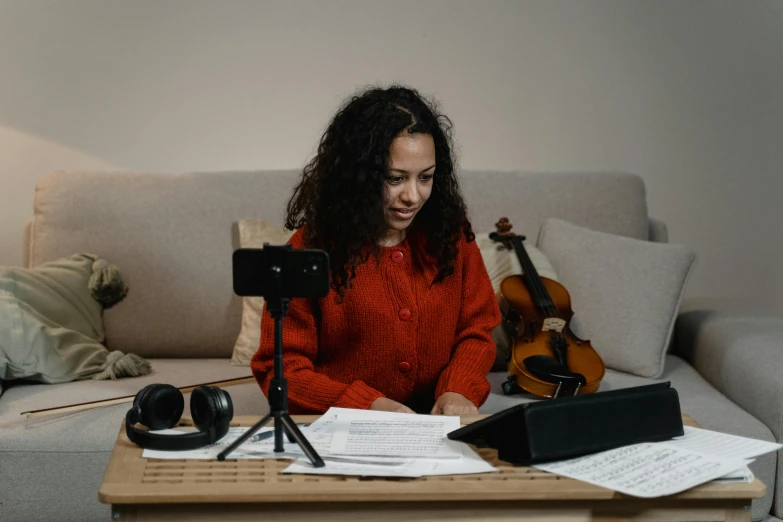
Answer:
[{"xmin": 490, "ymin": 218, "xmax": 605, "ymax": 399}]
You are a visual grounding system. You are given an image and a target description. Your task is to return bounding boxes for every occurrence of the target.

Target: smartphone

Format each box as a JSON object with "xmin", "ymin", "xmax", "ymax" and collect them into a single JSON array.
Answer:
[{"xmin": 232, "ymin": 246, "xmax": 330, "ymax": 298}]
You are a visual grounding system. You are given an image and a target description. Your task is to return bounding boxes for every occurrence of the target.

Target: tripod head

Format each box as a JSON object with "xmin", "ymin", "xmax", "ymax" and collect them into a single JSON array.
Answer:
[{"xmin": 232, "ymin": 243, "xmax": 330, "ymax": 313}]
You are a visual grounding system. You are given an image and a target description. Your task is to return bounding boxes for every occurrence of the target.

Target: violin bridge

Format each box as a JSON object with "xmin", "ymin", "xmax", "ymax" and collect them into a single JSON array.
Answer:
[{"xmin": 541, "ymin": 318, "xmax": 566, "ymax": 332}]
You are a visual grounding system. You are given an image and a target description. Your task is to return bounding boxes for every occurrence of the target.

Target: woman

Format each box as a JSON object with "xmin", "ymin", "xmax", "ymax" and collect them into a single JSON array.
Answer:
[{"xmin": 251, "ymin": 85, "xmax": 501, "ymax": 415}]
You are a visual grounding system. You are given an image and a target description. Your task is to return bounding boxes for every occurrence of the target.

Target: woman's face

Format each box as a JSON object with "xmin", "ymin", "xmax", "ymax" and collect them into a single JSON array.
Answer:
[{"xmin": 382, "ymin": 132, "xmax": 436, "ymax": 243}]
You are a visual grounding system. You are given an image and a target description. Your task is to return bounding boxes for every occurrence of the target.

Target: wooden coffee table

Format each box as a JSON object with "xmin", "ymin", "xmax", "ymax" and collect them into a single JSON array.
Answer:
[{"xmin": 99, "ymin": 414, "xmax": 765, "ymax": 521}]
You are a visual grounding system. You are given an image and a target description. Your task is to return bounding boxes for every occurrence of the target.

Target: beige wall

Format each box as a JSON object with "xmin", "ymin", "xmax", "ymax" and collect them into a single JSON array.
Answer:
[{"xmin": 1, "ymin": 0, "xmax": 781, "ymax": 312}]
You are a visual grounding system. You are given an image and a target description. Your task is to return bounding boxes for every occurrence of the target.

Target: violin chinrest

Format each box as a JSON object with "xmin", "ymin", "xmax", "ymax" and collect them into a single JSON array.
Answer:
[{"xmin": 523, "ymin": 355, "xmax": 587, "ymax": 386}]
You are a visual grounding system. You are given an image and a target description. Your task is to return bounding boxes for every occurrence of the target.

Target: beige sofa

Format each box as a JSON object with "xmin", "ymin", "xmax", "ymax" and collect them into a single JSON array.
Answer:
[{"xmin": 1, "ymin": 170, "xmax": 782, "ymax": 522}]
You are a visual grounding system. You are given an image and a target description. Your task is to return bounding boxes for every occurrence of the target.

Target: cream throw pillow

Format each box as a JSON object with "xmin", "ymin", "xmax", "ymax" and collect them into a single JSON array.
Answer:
[
  {"xmin": 230, "ymin": 220, "xmax": 295, "ymax": 366},
  {"xmin": 474, "ymin": 232, "xmax": 558, "ymax": 371}
]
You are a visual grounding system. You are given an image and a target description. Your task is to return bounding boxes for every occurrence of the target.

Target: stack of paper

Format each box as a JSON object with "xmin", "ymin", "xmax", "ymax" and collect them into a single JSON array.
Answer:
[
  {"xmin": 144, "ymin": 407, "xmax": 497, "ymax": 478},
  {"xmin": 281, "ymin": 407, "xmax": 496, "ymax": 477},
  {"xmin": 533, "ymin": 426, "xmax": 782, "ymax": 497}
]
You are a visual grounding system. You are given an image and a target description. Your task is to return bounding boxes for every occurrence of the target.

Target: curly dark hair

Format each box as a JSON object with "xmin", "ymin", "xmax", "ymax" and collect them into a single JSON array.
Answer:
[{"xmin": 285, "ymin": 85, "xmax": 474, "ymax": 297}]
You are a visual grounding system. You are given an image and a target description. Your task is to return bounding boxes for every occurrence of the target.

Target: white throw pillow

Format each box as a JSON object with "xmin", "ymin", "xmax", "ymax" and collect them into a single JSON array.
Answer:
[
  {"xmin": 537, "ymin": 218, "xmax": 696, "ymax": 378},
  {"xmin": 475, "ymin": 232, "xmax": 558, "ymax": 293},
  {"xmin": 474, "ymin": 232, "xmax": 558, "ymax": 371},
  {"xmin": 230, "ymin": 220, "xmax": 295, "ymax": 366}
]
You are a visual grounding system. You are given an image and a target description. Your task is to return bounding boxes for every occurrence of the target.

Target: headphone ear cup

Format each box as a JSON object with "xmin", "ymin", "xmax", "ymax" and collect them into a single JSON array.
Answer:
[
  {"xmin": 214, "ymin": 387, "xmax": 234, "ymax": 429},
  {"xmin": 190, "ymin": 386, "xmax": 216, "ymax": 431},
  {"xmin": 139, "ymin": 384, "xmax": 185, "ymax": 431},
  {"xmin": 191, "ymin": 386, "xmax": 233, "ymax": 434},
  {"xmin": 128, "ymin": 383, "xmax": 159, "ymax": 425},
  {"xmin": 133, "ymin": 383, "xmax": 159, "ymax": 412}
]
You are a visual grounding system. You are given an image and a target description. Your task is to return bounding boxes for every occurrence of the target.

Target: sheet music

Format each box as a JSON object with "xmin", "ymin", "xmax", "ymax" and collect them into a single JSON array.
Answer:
[
  {"xmin": 283, "ymin": 443, "xmax": 496, "ymax": 478},
  {"xmin": 141, "ymin": 407, "xmax": 465, "ymax": 461},
  {"xmin": 141, "ymin": 410, "xmax": 497, "ymax": 478},
  {"xmin": 533, "ymin": 443, "xmax": 747, "ymax": 498},
  {"xmin": 670, "ymin": 426, "xmax": 782, "ymax": 460},
  {"xmin": 141, "ymin": 426, "xmax": 328, "ymax": 460},
  {"xmin": 714, "ymin": 461, "xmax": 755, "ymax": 483},
  {"xmin": 317, "ymin": 407, "xmax": 464, "ymax": 458}
]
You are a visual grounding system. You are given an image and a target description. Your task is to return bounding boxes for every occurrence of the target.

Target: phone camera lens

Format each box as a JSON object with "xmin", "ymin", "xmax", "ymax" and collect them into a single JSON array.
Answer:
[{"xmin": 305, "ymin": 256, "xmax": 323, "ymax": 274}]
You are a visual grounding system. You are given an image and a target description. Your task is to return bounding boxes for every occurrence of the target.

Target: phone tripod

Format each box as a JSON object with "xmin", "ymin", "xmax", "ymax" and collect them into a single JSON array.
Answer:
[{"xmin": 217, "ymin": 247, "xmax": 324, "ymax": 466}]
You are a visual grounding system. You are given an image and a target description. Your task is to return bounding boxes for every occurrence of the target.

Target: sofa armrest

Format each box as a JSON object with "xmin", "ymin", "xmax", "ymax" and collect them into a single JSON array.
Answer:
[{"xmin": 674, "ymin": 308, "xmax": 783, "ymax": 442}]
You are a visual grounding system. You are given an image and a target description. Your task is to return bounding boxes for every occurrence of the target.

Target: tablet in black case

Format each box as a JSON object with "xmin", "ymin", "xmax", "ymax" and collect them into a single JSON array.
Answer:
[{"xmin": 448, "ymin": 382, "xmax": 684, "ymax": 465}]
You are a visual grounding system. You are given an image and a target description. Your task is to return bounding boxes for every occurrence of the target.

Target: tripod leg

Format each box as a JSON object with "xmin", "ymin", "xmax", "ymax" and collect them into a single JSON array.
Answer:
[
  {"xmin": 279, "ymin": 414, "xmax": 325, "ymax": 468},
  {"xmin": 283, "ymin": 423, "xmax": 296, "ymax": 444},
  {"xmin": 217, "ymin": 412, "xmax": 273, "ymax": 461}
]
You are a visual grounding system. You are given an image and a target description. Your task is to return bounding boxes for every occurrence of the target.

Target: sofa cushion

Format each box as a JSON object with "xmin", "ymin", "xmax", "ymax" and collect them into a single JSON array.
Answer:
[
  {"xmin": 538, "ymin": 218, "xmax": 696, "ymax": 378},
  {"xmin": 230, "ymin": 219, "xmax": 295, "ymax": 366},
  {"xmin": 0, "ymin": 359, "xmax": 253, "ymax": 421},
  {"xmin": 482, "ymin": 354, "xmax": 776, "ymax": 521}
]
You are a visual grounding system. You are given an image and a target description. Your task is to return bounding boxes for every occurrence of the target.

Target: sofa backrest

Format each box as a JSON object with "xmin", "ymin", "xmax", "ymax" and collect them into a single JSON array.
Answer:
[{"xmin": 27, "ymin": 170, "xmax": 651, "ymax": 358}]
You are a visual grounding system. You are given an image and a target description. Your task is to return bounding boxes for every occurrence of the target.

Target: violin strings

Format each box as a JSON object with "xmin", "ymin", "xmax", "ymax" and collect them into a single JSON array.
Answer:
[
  {"xmin": 515, "ymin": 237, "xmax": 562, "ymax": 319},
  {"xmin": 519, "ymin": 236, "xmax": 569, "ymax": 364},
  {"xmin": 516, "ymin": 237, "xmax": 546, "ymax": 310}
]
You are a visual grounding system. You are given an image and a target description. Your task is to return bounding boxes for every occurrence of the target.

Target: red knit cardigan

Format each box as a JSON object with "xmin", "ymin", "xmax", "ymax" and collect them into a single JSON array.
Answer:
[{"xmin": 250, "ymin": 228, "xmax": 501, "ymax": 414}]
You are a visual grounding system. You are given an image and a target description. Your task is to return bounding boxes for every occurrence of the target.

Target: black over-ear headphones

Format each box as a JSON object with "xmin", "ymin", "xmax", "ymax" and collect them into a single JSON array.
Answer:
[{"xmin": 125, "ymin": 383, "xmax": 234, "ymax": 451}]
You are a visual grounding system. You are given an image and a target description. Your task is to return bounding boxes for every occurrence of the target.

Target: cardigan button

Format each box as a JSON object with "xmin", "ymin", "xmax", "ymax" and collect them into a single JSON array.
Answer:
[
  {"xmin": 399, "ymin": 308, "xmax": 411, "ymax": 321},
  {"xmin": 398, "ymin": 361, "xmax": 411, "ymax": 373},
  {"xmin": 391, "ymin": 251, "xmax": 404, "ymax": 263}
]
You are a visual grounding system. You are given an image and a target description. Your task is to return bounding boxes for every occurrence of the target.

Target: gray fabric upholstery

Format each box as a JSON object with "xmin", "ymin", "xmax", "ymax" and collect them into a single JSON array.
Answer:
[
  {"xmin": 675, "ymin": 310, "xmax": 783, "ymax": 518},
  {"xmin": 484, "ymin": 354, "xmax": 777, "ymax": 521},
  {"xmin": 0, "ymin": 451, "xmax": 113, "ymax": 522},
  {"xmin": 649, "ymin": 216, "xmax": 669, "ymax": 243},
  {"xmin": 0, "ymin": 359, "xmax": 252, "ymax": 418},
  {"xmin": 459, "ymin": 171, "xmax": 650, "ymax": 241},
  {"xmin": 28, "ymin": 170, "xmax": 650, "ymax": 359}
]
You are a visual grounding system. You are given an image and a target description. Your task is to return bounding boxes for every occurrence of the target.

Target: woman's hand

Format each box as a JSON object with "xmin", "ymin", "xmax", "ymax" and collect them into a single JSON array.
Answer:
[
  {"xmin": 370, "ymin": 397, "xmax": 415, "ymax": 413},
  {"xmin": 430, "ymin": 392, "xmax": 478, "ymax": 415}
]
